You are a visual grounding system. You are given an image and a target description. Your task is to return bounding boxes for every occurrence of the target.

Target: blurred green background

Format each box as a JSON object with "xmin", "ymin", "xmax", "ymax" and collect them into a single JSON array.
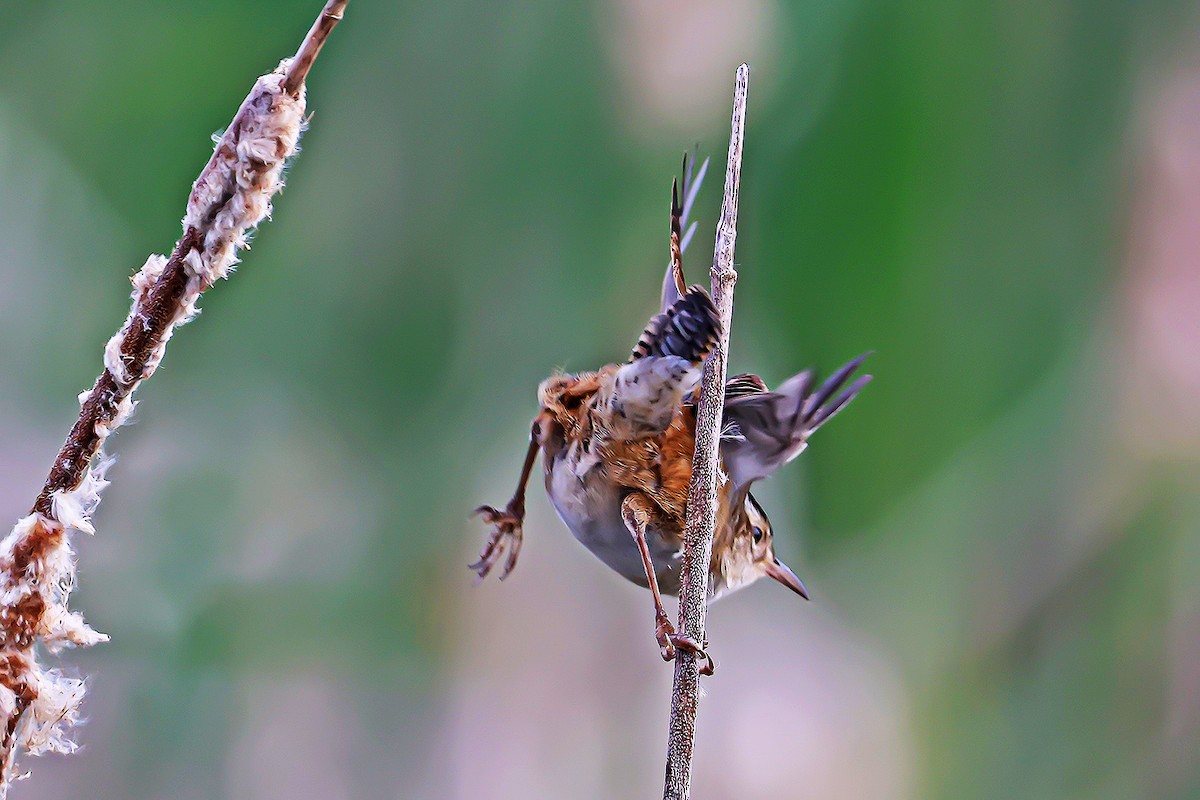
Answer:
[{"xmin": 2, "ymin": 1, "xmax": 1199, "ymax": 798}]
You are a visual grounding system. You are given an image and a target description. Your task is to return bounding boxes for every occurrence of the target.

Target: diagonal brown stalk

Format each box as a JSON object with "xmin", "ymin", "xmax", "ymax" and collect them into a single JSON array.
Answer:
[
  {"xmin": 33, "ymin": 2, "xmax": 348, "ymax": 525},
  {"xmin": 284, "ymin": 0, "xmax": 350, "ymax": 97},
  {"xmin": 663, "ymin": 63, "xmax": 749, "ymax": 800},
  {"xmin": 0, "ymin": 1, "xmax": 349, "ymax": 793}
]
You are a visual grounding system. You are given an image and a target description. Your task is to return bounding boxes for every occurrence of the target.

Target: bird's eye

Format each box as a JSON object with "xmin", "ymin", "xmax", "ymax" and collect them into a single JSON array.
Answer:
[{"xmin": 752, "ymin": 526, "xmax": 764, "ymax": 543}]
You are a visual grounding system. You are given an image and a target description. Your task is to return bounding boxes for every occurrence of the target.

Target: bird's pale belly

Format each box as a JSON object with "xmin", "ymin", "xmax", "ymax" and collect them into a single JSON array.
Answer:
[{"xmin": 544, "ymin": 447, "xmax": 683, "ymax": 591}]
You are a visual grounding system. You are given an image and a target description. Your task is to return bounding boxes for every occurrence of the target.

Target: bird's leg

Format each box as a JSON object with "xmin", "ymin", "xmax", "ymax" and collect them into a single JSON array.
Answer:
[
  {"xmin": 668, "ymin": 176, "xmax": 688, "ymax": 297},
  {"xmin": 471, "ymin": 415, "xmax": 545, "ymax": 581},
  {"xmin": 621, "ymin": 493, "xmax": 715, "ymax": 676},
  {"xmin": 620, "ymin": 494, "xmax": 678, "ymax": 659}
]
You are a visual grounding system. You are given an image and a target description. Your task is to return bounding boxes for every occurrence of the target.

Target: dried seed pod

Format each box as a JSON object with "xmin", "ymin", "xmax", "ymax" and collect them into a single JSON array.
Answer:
[{"xmin": 0, "ymin": 1, "xmax": 346, "ymax": 788}]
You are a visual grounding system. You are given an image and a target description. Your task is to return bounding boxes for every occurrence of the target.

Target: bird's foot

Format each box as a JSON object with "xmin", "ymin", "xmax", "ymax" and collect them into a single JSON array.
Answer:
[
  {"xmin": 655, "ymin": 615, "xmax": 715, "ymax": 676},
  {"xmin": 470, "ymin": 503, "xmax": 524, "ymax": 581}
]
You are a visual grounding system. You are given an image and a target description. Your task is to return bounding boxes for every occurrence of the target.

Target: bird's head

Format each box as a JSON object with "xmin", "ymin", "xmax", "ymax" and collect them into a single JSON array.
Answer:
[{"xmin": 742, "ymin": 493, "xmax": 809, "ymax": 600}]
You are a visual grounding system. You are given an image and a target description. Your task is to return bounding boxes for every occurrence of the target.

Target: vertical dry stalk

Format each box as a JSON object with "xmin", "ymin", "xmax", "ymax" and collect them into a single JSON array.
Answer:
[
  {"xmin": 0, "ymin": 1, "xmax": 348, "ymax": 793},
  {"xmin": 663, "ymin": 63, "xmax": 749, "ymax": 800}
]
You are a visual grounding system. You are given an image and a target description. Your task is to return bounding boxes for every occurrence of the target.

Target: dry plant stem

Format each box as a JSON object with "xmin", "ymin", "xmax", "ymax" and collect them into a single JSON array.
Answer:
[
  {"xmin": 31, "ymin": 229, "xmax": 198, "ymax": 517},
  {"xmin": 0, "ymin": 1, "xmax": 348, "ymax": 793},
  {"xmin": 663, "ymin": 63, "xmax": 748, "ymax": 800},
  {"xmin": 33, "ymin": 0, "xmax": 348, "ymax": 515},
  {"xmin": 284, "ymin": 0, "xmax": 349, "ymax": 97}
]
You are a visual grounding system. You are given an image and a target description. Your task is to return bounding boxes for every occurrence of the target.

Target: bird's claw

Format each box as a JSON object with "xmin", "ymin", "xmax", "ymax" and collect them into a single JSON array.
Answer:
[
  {"xmin": 655, "ymin": 616, "xmax": 715, "ymax": 676},
  {"xmin": 470, "ymin": 504, "xmax": 524, "ymax": 581},
  {"xmin": 656, "ymin": 616, "xmax": 678, "ymax": 662}
]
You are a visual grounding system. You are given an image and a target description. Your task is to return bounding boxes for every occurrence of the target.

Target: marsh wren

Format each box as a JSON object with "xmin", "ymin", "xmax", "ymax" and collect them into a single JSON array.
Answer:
[{"xmin": 472, "ymin": 155, "xmax": 871, "ymax": 673}]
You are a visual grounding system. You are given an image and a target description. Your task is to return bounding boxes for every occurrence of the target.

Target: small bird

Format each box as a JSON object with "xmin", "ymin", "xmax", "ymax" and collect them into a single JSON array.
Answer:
[{"xmin": 472, "ymin": 155, "xmax": 871, "ymax": 674}]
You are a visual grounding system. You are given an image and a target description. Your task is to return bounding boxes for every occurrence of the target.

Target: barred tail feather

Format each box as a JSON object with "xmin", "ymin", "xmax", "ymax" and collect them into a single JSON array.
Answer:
[{"xmin": 631, "ymin": 286, "xmax": 719, "ymax": 364}]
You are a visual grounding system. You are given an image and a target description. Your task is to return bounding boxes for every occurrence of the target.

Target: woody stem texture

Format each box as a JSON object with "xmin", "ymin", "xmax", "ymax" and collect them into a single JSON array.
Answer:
[
  {"xmin": 0, "ymin": 1, "xmax": 348, "ymax": 793},
  {"xmin": 663, "ymin": 63, "xmax": 749, "ymax": 800}
]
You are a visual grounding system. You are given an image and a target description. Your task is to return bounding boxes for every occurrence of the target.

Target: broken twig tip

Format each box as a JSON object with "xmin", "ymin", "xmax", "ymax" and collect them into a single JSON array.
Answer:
[{"xmin": 283, "ymin": 0, "xmax": 351, "ymax": 97}]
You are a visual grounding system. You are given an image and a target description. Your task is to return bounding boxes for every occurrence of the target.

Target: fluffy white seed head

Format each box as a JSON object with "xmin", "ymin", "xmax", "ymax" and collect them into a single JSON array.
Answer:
[
  {"xmin": 0, "ymin": 56, "xmax": 307, "ymax": 795},
  {"xmin": 183, "ymin": 60, "xmax": 306, "ymax": 287},
  {"xmin": 50, "ymin": 454, "xmax": 113, "ymax": 536}
]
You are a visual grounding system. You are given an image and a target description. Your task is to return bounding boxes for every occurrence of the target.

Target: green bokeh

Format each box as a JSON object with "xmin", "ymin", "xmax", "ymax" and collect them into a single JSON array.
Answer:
[{"xmin": 1, "ymin": 1, "xmax": 1197, "ymax": 798}]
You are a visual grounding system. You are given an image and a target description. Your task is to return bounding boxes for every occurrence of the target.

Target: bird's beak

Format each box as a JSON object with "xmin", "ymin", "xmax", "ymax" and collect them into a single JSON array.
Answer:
[{"xmin": 765, "ymin": 558, "xmax": 809, "ymax": 600}]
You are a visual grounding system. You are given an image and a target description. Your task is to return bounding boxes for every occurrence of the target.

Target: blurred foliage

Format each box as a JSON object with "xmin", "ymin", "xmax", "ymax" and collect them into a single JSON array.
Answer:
[{"xmin": 1, "ymin": 1, "xmax": 1198, "ymax": 798}]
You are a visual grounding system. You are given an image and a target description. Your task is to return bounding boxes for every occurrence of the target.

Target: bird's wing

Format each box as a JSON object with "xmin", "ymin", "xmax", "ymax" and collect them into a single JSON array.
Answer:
[
  {"xmin": 719, "ymin": 354, "xmax": 872, "ymax": 489},
  {"xmin": 724, "ymin": 372, "xmax": 769, "ymax": 400}
]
